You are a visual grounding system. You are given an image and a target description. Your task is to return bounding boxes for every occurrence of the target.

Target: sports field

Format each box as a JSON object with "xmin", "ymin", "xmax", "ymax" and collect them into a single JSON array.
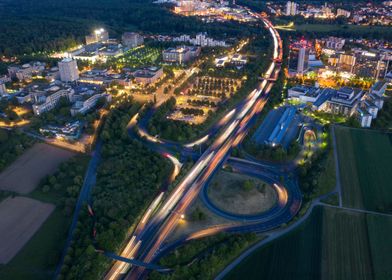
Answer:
[
  {"xmin": 335, "ymin": 126, "xmax": 392, "ymax": 213},
  {"xmin": 224, "ymin": 206, "xmax": 392, "ymax": 280}
]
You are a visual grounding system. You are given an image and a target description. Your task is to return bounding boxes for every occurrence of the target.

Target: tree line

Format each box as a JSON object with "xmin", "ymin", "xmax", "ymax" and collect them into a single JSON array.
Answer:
[
  {"xmin": 59, "ymin": 99, "xmax": 171, "ymax": 280},
  {"xmin": 149, "ymin": 232, "xmax": 257, "ymax": 280},
  {"xmin": 0, "ymin": 129, "xmax": 35, "ymax": 171}
]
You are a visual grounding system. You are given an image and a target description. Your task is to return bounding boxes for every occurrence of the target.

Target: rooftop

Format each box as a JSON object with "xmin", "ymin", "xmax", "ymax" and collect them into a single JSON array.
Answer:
[{"xmin": 372, "ymin": 80, "xmax": 388, "ymax": 91}]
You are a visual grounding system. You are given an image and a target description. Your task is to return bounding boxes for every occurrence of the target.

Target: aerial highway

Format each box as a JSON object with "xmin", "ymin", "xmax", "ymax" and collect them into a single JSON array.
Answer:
[{"xmin": 104, "ymin": 13, "xmax": 291, "ymax": 280}]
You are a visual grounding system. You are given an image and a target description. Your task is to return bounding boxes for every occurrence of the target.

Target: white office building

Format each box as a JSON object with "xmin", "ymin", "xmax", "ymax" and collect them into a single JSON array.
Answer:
[{"xmin": 59, "ymin": 58, "xmax": 79, "ymax": 82}]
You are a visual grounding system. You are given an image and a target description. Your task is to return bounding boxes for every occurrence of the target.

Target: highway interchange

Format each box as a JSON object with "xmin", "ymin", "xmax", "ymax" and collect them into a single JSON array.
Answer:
[{"xmin": 103, "ymin": 12, "xmax": 302, "ymax": 280}]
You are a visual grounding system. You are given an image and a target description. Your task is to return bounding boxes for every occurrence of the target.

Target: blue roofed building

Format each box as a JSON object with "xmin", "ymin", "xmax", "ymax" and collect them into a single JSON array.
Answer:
[{"xmin": 253, "ymin": 106, "xmax": 302, "ymax": 149}]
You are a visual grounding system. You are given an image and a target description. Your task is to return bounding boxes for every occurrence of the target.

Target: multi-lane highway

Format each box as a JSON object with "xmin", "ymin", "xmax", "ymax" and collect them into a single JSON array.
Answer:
[{"xmin": 104, "ymin": 14, "xmax": 293, "ymax": 280}]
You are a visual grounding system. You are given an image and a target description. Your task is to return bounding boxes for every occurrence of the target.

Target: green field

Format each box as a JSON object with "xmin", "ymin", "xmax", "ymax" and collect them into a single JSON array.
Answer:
[
  {"xmin": 367, "ymin": 214, "xmax": 392, "ymax": 280},
  {"xmin": 0, "ymin": 210, "xmax": 71, "ymax": 280},
  {"xmin": 225, "ymin": 206, "xmax": 392, "ymax": 280},
  {"xmin": 295, "ymin": 24, "xmax": 392, "ymax": 34},
  {"xmin": 321, "ymin": 207, "xmax": 373, "ymax": 280},
  {"xmin": 226, "ymin": 207, "xmax": 323, "ymax": 280},
  {"xmin": 276, "ymin": 21, "xmax": 392, "ymax": 38},
  {"xmin": 0, "ymin": 155, "xmax": 89, "ymax": 280},
  {"xmin": 335, "ymin": 126, "xmax": 392, "ymax": 213},
  {"xmin": 314, "ymin": 144, "xmax": 336, "ymax": 197}
]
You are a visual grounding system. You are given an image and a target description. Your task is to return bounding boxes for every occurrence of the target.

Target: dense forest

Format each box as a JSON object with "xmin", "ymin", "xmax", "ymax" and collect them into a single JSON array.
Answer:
[{"xmin": 0, "ymin": 0, "xmax": 257, "ymax": 56}]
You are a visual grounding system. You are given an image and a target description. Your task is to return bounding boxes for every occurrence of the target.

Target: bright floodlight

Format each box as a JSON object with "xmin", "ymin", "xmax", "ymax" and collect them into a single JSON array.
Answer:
[{"xmin": 95, "ymin": 28, "xmax": 104, "ymax": 35}]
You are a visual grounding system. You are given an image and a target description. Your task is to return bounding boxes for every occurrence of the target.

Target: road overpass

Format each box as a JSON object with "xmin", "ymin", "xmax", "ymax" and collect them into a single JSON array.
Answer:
[{"xmin": 104, "ymin": 12, "xmax": 290, "ymax": 280}]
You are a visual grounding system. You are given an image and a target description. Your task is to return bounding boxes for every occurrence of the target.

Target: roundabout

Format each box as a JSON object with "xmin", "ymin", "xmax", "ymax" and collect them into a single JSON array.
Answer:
[
  {"xmin": 199, "ymin": 158, "xmax": 298, "ymax": 223},
  {"xmin": 206, "ymin": 171, "xmax": 278, "ymax": 217}
]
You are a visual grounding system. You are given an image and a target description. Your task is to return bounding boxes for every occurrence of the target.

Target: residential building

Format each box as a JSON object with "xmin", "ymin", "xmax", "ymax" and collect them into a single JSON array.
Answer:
[
  {"xmin": 59, "ymin": 58, "xmax": 79, "ymax": 82},
  {"xmin": 297, "ymin": 47, "xmax": 310, "ymax": 74},
  {"xmin": 363, "ymin": 100, "xmax": 379, "ymax": 119},
  {"xmin": 7, "ymin": 62, "xmax": 46, "ymax": 81},
  {"xmin": 44, "ymin": 67, "xmax": 60, "ymax": 82},
  {"xmin": 9, "ymin": 64, "xmax": 32, "ymax": 81},
  {"xmin": 370, "ymin": 80, "xmax": 388, "ymax": 96},
  {"xmin": 285, "ymin": 1, "xmax": 298, "ymax": 16},
  {"xmin": 339, "ymin": 54, "xmax": 356, "ymax": 73},
  {"xmin": 357, "ymin": 107, "xmax": 372, "ymax": 128},
  {"xmin": 30, "ymin": 84, "xmax": 74, "ymax": 115},
  {"xmin": 172, "ymin": 33, "xmax": 227, "ymax": 47},
  {"xmin": 321, "ymin": 4, "xmax": 333, "ymax": 18},
  {"xmin": 16, "ymin": 92, "xmax": 32, "ymax": 104},
  {"xmin": 122, "ymin": 32, "xmax": 144, "ymax": 48},
  {"xmin": 289, "ymin": 40, "xmax": 311, "ymax": 75},
  {"xmin": 353, "ymin": 50, "xmax": 387, "ymax": 79},
  {"xmin": 325, "ymin": 37, "xmax": 345, "ymax": 50},
  {"xmin": 0, "ymin": 82, "xmax": 6, "ymax": 96},
  {"xmin": 336, "ymin": 8, "xmax": 351, "ymax": 18},
  {"xmin": 367, "ymin": 93, "xmax": 384, "ymax": 110},
  {"xmin": 70, "ymin": 93, "xmax": 111, "ymax": 116},
  {"xmin": 0, "ymin": 75, "xmax": 10, "ymax": 84}
]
